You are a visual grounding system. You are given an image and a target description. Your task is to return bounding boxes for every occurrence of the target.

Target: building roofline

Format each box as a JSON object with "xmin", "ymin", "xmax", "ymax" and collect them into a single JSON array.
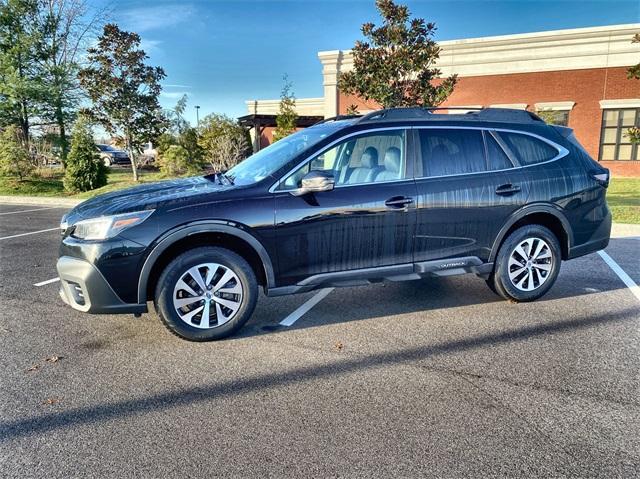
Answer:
[{"xmin": 318, "ymin": 23, "xmax": 640, "ymax": 58}]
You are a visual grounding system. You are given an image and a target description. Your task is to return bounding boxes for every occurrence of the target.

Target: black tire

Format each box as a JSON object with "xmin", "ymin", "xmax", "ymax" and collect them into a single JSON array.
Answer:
[
  {"xmin": 154, "ymin": 247, "xmax": 258, "ymax": 341},
  {"xmin": 488, "ymin": 225, "xmax": 561, "ymax": 302}
]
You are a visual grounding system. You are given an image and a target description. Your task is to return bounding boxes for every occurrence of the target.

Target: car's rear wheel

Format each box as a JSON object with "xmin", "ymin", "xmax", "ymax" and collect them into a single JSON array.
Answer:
[
  {"xmin": 154, "ymin": 247, "xmax": 258, "ymax": 341},
  {"xmin": 103, "ymin": 156, "xmax": 112, "ymax": 167},
  {"xmin": 488, "ymin": 225, "xmax": 561, "ymax": 302}
]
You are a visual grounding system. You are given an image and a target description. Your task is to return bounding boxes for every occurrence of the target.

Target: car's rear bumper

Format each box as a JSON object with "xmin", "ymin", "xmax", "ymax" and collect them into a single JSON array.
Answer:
[
  {"xmin": 567, "ymin": 207, "xmax": 612, "ymax": 259},
  {"xmin": 57, "ymin": 256, "xmax": 147, "ymax": 315}
]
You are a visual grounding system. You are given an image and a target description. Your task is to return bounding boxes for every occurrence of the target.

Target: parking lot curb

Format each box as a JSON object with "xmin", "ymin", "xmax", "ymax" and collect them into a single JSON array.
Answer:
[
  {"xmin": 611, "ymin": 223, "xmax": 640, "ymax": 238},
  {"xmin": 0, "ymin": 195, "xmax": 81, "ymax": 207}
]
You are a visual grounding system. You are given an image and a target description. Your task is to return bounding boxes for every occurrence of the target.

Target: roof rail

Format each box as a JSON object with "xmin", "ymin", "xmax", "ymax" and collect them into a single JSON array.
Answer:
[
  {"xmin": 356, "ymin": 107, "xmax": 544, "ymax": 124},
  {"xmin": 314, "ymin": 115, "xmax": 362, "ymax": 125}
]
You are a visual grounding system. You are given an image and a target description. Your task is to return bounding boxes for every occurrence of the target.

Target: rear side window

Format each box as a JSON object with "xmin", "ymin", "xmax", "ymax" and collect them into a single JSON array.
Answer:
[
  {"xmin": 485, "ymin": 133, "xmax": 513, "ymax": 170},
  {"xmin": 419, "ymin": 129, "xmax": 485, "ymax": 176},
  {"xmin": 496, "ymin": 131, "xmax": 558, "ymax": 165}
]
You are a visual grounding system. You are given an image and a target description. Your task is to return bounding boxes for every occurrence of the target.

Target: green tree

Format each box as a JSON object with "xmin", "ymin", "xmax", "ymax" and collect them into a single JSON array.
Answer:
[
  {"xmin": 158, "ymin": 144, "xmax": 201, "ymax": 177},
  {"xmin": 272, "ymin": 75, "xmax": 297, "ymax": 142},
  {"xmin": 166, "ymin": 93, "xmax": 190, "ymax": 134},
  {"xmin": 0, "ymin": 125, "xmax": 33, "ymax": 180},
  {"xmin": 0, "ymin": 0, "xmax": 46, "ymax": 147},
  {"xmin": 37, "ymin": 0, "xmax": 105, "ymax": 166},
  {"xmin": 198, "ymin": 114, "xmax": 251, "ymax": 172},
  {"xmin": 63, "ymin": 116, "xmax": 107, "ymax": 192},
  {"xmin": 79, "ymin": 23, "xmax": 167, "ymax": 182},
  {"xmin": 161, "ymin": 94, "xmax": 204, "ymax": 166},
  {"xmin": 338, "ymin": 0, "xmax": 457, "ymax": 109}
]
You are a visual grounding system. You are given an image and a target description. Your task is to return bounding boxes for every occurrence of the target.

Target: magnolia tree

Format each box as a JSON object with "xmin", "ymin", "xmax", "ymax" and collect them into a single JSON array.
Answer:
[
  {"xmin": 338, "ymin": 0, "xmax": 457, "ymax": 111},
  {"xmin": 79, "ymin": 24, "xmax": 167, "ymax": 182}
]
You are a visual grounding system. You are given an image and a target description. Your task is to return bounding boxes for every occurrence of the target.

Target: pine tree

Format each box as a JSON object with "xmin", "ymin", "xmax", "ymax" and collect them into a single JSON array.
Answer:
[
  {"xmin": 272, "ymin": 75, "xmax": 298, "ymax": 142},
  {"xmin": 63, "ymin": 117, "xmax": 108, "ymax": 192}
]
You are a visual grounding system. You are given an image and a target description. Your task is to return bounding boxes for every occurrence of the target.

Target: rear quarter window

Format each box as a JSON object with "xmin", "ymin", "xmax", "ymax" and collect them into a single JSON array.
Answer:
[{"xmin": 496, "ymin": 131, "xmax": 558, "ymax": 165}]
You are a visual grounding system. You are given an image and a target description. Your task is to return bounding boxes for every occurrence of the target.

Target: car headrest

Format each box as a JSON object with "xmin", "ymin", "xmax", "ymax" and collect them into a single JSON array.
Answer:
[
  {"xmin": 360, "ymin": 146, "xmax": 378, "ymax": 169},
  {"xmin": 384, "ymin": 147, "xmax": 401, "ymax": 173}
]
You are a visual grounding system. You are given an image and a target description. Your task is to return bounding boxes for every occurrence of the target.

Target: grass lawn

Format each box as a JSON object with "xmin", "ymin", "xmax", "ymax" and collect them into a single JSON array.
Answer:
[
  {"xmin": 0, "ymin": 167, "xmax": 164, "ymax": 200},
  {"xmin": 1, "ymin": 168, "xmax": 639, "ymax": 224},
  {"xmin": 607, "ymin": 177, "xmax": 640, "ymax": 224}
]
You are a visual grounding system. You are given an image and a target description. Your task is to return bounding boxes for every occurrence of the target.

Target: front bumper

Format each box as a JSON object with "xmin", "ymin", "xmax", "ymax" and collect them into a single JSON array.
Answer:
[{"xmin": 57, "ymin": 256, "xmax": 147, "ymax": 315}]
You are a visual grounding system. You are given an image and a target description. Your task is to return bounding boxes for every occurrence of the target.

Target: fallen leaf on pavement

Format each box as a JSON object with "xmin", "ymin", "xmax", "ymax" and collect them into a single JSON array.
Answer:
[
  {"xmin": 26, "ymin": 365, "xmax": 39, "ymax": 372},
  {"xmin": 335, "ymin": 341, "xmax": 344, "ymax": 351},
  {"xmin": 45, "ymin": 355, "xmax": 62, "ymax": 363},
  {"xmin": 43, "ymin": 398, "xmax": 61, "ymax": 405}
]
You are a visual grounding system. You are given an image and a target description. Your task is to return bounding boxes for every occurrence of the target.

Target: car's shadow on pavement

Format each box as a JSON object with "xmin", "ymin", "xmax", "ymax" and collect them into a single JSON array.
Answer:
[
  {"xmin": 236, "ymin": 246, "xmax": 630, "ymax": 339},
  {"xmin": 0, "ymin": 304, "xmax": 636, "ymax": 444}
]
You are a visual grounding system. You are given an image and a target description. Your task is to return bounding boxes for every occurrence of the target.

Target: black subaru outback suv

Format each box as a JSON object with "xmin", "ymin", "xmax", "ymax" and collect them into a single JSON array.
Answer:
[{"xmin": 58, "ymin": 108, "xmax": 611, "ymax": 341}]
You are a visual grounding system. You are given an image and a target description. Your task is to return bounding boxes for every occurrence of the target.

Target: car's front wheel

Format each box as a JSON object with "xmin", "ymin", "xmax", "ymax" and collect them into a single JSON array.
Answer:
[
  {"xmin": 488, "ymin": 225, "xmax": 561, "ymax": 302},
  {"xmin": 103, "ymin": 156, "xmax": 112, "ymax": 167},
  {"xmin": 154, "ymin": 247, "xmax": 258, "ymax": 341}
]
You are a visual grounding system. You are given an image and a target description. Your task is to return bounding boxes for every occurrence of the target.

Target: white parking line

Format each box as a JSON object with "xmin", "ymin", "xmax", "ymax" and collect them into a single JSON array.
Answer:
[
  {"xmin": 0, "ymin": 227, "xmax": 58, "ymax": 241},
  {"xmin": 34, "ymin": 277, "xmax": 60, "ymax": 287},
  {"xmin": 0, "ymin": 207, "xmax": 58, "ymax": 215},
  {"xmin": 598, "ymin": 250, "xmax": 640, "ymax": 302},
  {"xmin": 279, "ymin": 288, "xmax": 334, "ymax": 327}
]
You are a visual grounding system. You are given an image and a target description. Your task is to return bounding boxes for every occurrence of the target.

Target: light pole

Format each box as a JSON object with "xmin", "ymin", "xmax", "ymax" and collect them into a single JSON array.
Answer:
[{"xmin": 195, "ymin": 105, "xmax": 200, "ymax": 127}]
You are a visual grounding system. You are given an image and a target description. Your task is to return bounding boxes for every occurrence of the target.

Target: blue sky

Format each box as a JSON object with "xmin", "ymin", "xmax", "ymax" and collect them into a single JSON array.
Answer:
[{"xmin": 102, "ymin": 0, "xmax": 640, "ymax": 124}]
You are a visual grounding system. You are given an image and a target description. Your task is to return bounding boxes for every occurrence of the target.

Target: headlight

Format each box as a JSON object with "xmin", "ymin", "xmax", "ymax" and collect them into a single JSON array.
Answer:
[{"xmin": 71, "ymin": 210, "xmax": 154, "ymax": 240}]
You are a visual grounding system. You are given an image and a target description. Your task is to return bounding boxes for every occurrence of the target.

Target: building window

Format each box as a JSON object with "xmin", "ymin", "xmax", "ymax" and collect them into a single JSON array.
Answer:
[{"xmin": 599, "ymin": 109, "xmax": 640, "ymax": 161}]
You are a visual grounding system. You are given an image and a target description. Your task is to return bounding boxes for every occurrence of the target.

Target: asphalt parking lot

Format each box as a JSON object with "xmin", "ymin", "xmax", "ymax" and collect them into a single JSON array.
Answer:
[{"xmin": 0, "ymin": 203, "xmax": 639, "ymax": 478}]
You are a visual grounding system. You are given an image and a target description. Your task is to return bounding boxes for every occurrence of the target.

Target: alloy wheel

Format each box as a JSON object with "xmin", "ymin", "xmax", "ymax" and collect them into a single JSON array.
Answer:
[
  {"xmin": 172, "ymin": 263, "xmax": 243, "ymax": 329},
  {"xmin": 507, "ymin": 237, "xmax": 554, "ymax": 292}
]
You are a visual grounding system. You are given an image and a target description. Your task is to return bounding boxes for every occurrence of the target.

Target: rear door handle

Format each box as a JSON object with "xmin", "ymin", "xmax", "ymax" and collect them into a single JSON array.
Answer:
[
  {"xmin": 385, "ymin": 196, "xmax": 414, "ymax": 208},
  {"xmin": 495, "ymin": 184, "xmax": 521, "ymax": 196}
]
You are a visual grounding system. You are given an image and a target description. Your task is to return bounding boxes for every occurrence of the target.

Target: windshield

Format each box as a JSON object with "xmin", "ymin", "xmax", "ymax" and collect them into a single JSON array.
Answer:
[{"xmin": 225, "ymin": 121, "xmax": 351, "ymax": 185}]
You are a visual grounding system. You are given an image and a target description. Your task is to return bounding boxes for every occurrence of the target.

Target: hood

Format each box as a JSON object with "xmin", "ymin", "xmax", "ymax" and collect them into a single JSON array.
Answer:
[{"xmin": 66, "ymin": 175, "xmax": 232, "ymax": 222}]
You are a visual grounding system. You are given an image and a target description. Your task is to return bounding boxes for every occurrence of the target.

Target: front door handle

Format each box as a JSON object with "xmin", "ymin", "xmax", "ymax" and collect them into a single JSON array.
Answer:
[
  {"xmin": 495, "ymin": 184, "xmax": 521, "ymax": 196},
  {"xmin": 385, "ymin": 196, "xmax": 414, "ymax": 208}
]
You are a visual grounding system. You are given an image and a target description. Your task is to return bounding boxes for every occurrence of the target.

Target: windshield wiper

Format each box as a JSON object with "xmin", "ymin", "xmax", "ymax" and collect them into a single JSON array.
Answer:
[{"xmin": 218, "ymin": 172, "xmax": 235, "ymax": 185}]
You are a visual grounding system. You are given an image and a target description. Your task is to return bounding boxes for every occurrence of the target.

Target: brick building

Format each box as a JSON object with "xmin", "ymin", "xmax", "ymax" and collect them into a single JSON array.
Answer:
[{"xmin": 243, "ymin": 24, "xmax": 640, "ymax": 176}]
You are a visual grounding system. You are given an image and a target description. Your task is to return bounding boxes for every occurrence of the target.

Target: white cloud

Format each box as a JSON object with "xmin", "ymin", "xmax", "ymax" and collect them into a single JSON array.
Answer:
[
  {"xmin": 119, "ymin": 4, "xmax": 194, "ymax": 33},
  {"xmin": 160, "ymin": 91, "xmax": 189, "ymax": 99},
  {"xmin": 140, "ymin": 39, "xmax": 163, "ymax": 55},
  {"xmin": 163, "ymin": 84, "xmax": 192, "ymax": 89}
]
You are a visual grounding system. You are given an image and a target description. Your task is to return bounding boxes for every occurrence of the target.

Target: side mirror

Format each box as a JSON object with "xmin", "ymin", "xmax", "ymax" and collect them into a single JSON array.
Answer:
[{"xmin": 290, "ymin": 170, "xmax": 335, "ymax": 196}]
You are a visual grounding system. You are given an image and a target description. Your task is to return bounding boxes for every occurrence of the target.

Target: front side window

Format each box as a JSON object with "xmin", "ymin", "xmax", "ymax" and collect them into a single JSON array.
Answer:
[
  {"xmin": 419, "ymin": 129, "xmax": 486, "ymax": 177},
  {"xmin": 277, "ymin": 130, "xmax": 406, "ymax": 190},
  {"xmin": 496, "ymin": 131, "xmax": 558, "ymax": 165},
  {"xmin": 599, "ymin": 108, "xmax": 640, "ymax": 161},
  {"xmin": 226, "ymin": 121, "xmax": 351, "ymax": 186}
]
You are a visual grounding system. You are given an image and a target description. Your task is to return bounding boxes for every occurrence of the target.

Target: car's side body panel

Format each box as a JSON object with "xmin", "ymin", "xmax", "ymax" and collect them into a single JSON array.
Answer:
[{"xmin": 273, "ymin": 179, "xmax": 418, "ymax": 286}]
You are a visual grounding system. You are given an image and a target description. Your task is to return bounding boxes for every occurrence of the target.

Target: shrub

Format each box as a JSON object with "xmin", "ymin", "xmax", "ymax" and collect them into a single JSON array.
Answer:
[
  {"xmin": 63, "ymin": 118, "xmax": 108, "ymax": 192},
  {"xmin": 198, "ymin": 114, "xmax": 252, "ymax": 172},
  {"xmin": 158, "ymin": 144, "xmax": 201, "ymax": 176},
  {"xmin": 0, "ymin": 126, "xmax": 33, "ymax": 180}
]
